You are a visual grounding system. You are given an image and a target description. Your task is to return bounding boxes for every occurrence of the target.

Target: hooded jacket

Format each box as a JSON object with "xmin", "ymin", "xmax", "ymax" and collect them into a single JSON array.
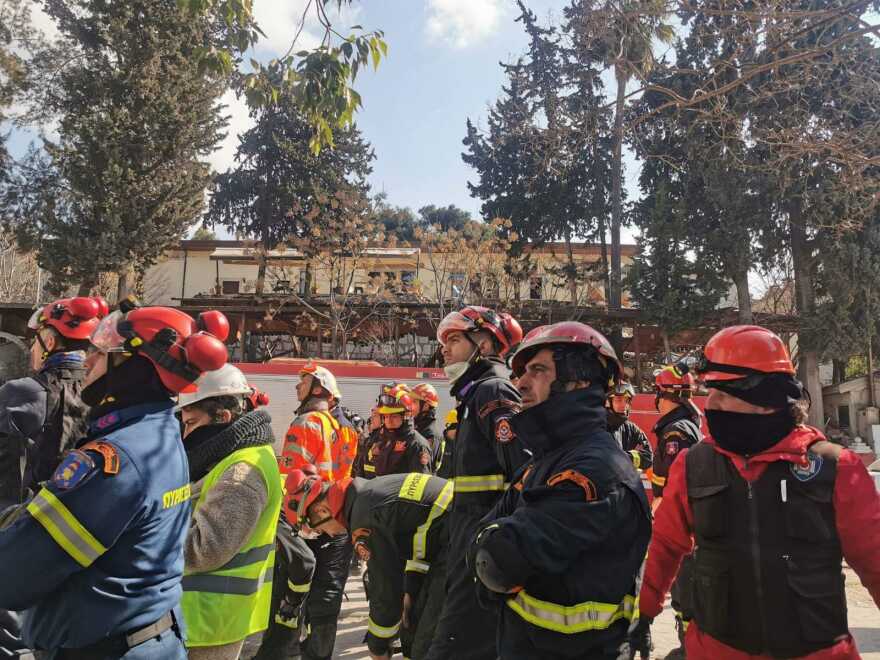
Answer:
[
  {"xmin": 639, "ymin": 426, "xmax": 880, "ymax": 659},
  {"xmin": 475, "ymin": 388, "xmax": 651, "ymax": 659}
]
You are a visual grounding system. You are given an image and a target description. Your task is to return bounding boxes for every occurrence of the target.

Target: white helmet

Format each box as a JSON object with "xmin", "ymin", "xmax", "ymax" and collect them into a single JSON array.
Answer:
[{"xmin": 176, "ymin": 363, "xmax": 253, "ymax": 411}]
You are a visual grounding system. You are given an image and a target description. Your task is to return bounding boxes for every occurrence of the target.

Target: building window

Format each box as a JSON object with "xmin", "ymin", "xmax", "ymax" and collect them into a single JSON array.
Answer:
[
  {"xmin": 529, "ymin": 276, "xmax": 544, "ymax": 300},
  {"xmin": 450, "ymin": 273, "xmax": 465, "ymax": 299},
  {"xmin": 838, "ymin": 405, "xmax": 851, "ymax": 429},
  {"xmin": 298, "ymin": 270, "xmax": 311, "ymax": 296},
  {"xmin": 222, "ymin": 280, "xmax": 240, "ymax": 295},
  {"xmin": 401, "ymin": 271, "xmax": 416, "ymax": 287}
]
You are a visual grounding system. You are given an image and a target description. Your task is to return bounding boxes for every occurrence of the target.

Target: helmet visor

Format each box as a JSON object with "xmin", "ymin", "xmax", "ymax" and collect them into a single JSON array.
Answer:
[
  {"xmin": 89, "ymin": 311, "xmax": 128, "ymax": 353},
  {"xmin": 27, "ymin": 307, "xmax": 44, "ymax": 331}
]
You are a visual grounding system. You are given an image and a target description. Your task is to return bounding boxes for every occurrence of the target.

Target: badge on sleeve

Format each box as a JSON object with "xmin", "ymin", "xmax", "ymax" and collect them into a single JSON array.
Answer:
[
  {"xmin": 495, "ymin": 418, "xmax": 515, "ymax": 444},
  {"xmin": 52, "ymin": 450, "xmax": 97, "ymax": 490},
  {"xmin": 790, "ymin": 453, "xmax": 823, "ymax": 482}
]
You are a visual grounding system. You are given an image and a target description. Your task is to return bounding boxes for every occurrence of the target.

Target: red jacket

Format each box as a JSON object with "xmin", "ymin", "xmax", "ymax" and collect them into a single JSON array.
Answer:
[{"xmin": 640, "ymin": 425, "xmax": 880, "ymax": 659}]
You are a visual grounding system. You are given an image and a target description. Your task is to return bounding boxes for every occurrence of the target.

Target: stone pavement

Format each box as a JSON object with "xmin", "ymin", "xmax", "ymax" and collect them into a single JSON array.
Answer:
[{"xmin": 244, "ymin": 566, "xmax": 879, "ymax": 659}]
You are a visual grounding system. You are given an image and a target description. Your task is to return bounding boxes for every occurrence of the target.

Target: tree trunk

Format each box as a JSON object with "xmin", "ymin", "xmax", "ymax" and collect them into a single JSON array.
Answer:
[
  {"xmin": 609, "ymin": 66, "xmax": 626, "ymax": 311},
  {"xmin": 789, "ymin": 210, "xmax": 824, "ymax": 426},
  {"xmin": 832, "ymin": 359, "xmax": 845, "ymax": 385},
  {"xmin": 564, "ymin": 235, "xmax": 578, "ymax": 305},
  {"xmin": 116, "ymin": 266, "xmax": 132, "ymax": 303},
  {"xmin": 661, "ymin": 327, "xmax": 671, "ymax": 363},
  {"xmin": 598, "ymin": 216, "xmax": 611, "ymax": 305},
  {"xmin": 867, "ymin": 285, "xmax": 876, "ymax": 408},
  {"xmin": 734, "ymin": 267, "xmax": 754, "ymax": 324}
]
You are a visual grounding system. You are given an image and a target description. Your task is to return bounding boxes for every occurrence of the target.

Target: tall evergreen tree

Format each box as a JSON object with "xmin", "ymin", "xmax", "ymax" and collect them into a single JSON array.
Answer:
[
  {"xmin": 205, "ymin": 91, "xmax": 374, "ymax": 295},
  {"xmin": 6, "ymin": 0, "xmax": 226, "ymax": 296}
]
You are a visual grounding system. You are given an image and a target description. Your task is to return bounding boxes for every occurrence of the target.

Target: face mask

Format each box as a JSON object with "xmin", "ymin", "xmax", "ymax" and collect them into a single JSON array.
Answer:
[
  {"xmin": 705, "ymin": 408, "xmax": 795, "ymax": 456},
  {"xmin": 444, "ymin": 346, "xmax": 478, "ymax": 384},
  {"xmin": 606, "ymin": 410, "xmax": 628, "ymax": 432}
]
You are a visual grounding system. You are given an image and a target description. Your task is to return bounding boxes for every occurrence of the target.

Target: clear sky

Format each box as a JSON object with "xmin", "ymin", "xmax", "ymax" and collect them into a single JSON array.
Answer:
[{"xmin": 14, "ymin": 1, "xmax": 638, "ymax": 240}]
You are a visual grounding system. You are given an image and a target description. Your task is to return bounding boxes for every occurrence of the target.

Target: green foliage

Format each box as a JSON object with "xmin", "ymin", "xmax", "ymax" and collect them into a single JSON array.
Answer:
[
  {"xmin": 192, "ymin": 225, "xmax": 217, "ymax": 241},
  {"xmin": 205, "ymin": 89, "xmax": 374, "ymax": 250},
  {"xmin": 417, "ymin": 204, "xmax": 472, "ymax": 233},
  {"xmin": 5, "ymin": 0, "xmax": 227, "ymax": 293},
  {"xmin": 178, "ymin": 0, "xmax": 387, "ymax": 153},
  {"xmin": 463, "ymin": 2, "xmax": 614, "ymax": 293}
]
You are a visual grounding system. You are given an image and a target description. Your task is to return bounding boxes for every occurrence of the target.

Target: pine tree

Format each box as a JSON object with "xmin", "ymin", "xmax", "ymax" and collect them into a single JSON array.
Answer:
[
  {"xmin": 205, "ymin": 90, "xmax": 374, "ymax": 296},
  {"xmin": 7, "ymin": 0, "xmax": 227, "ymax": 297}
]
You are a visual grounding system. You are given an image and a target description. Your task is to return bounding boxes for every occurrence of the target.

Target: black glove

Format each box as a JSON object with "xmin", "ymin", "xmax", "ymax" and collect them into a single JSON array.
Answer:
[
  {"xmin": 274, "ymin": 591, "xmax": 306, "ymax": 629},
  {"xmin": 628, "ymin": 616, "xmax": 653, "ymax": 660}
]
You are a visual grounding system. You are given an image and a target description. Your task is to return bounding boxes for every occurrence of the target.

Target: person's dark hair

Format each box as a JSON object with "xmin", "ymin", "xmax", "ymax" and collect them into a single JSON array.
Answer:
[
  {"xmin": 38, "ymin": 326, "xmax": 91, "ymax": 353},
  {"xmin": 192, "ymin": 395, "xmax": 243, "ymax": 423}
]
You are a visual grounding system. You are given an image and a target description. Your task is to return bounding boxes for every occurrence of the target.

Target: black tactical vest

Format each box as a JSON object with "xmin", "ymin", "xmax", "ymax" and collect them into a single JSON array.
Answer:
[{"xmin": 686, "ymin": 442, "xmax": 848, "ymax": 658}]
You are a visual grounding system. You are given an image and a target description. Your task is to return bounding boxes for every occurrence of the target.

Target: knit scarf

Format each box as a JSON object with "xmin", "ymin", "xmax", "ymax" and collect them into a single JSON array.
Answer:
[{"xmin": 185, "ymin": 409, "xmax": 275, "ymax": 482}]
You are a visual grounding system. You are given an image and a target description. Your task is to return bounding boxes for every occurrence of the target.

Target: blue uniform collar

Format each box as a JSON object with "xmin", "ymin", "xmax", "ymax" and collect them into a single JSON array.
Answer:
[{"xmin": 87, "ymin": 401, "xmax": 176, "ymax": 438}]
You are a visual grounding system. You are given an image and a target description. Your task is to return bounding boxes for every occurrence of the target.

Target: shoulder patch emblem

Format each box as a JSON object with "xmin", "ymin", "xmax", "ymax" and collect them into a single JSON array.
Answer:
[
  {"xmin": 790, "ymin": 453, "xmax": 824, "ymax": 482},
  {"xmin": 52, "ymin": 450, "xmax": 97, "ymax": 490},
  {"xmin": 393, "ymin": 441, "xmax": 407, "ymax": 452},
  {"xmin": 547, "ymin": 470, "xmax": 598, "ymax": 501},
  {"xmin": 479, "ymin": 399, "xmax": 522, "ymax": 419},
  {"xmin": 81, "ymin": 441, "xmax": 120, "ymax": 475},
  {"xmin": 495, "ymin": 418, "xmax": 515, "ymax": 444}
]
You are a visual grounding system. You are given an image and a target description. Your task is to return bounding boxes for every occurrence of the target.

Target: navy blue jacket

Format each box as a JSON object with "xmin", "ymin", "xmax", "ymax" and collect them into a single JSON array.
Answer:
[{"xmin": 0, "ymin": 401, "xmax": 191, "ymax": 651}]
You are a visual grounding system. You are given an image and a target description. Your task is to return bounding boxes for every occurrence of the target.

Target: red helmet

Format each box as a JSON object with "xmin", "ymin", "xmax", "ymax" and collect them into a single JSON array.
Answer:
[
  {"xmin": 655, "ymin": 363, "xmax": 696, "ymax": 393},
  {"xmin": 436, "ymin": 306, "xmax": 523, "ymax": 357},
  {"xmin": 28, "ymin": 297, "xmax": 109, "ymax": 340},
  {"xmin": 285, "ymin": 467, "xmax": 350, "ymax": 528},
  {"xmin": 410, "ymin": 383, "xmax": 439, "ymax": 408},
  {"xmin": 698, "ymin": 325, "xmax": 795, "ymax": 382},
  {"xmin": 510, "ymin": 321, "xmax": 622, "ymax": 380},
  {"xmin": 247, "ymin": 389, "xmax": 270, "ymax": 410},
  {"xmin": 376, "ymin": 383, "xmax": 415, "ymax": 415},
  {"xmin": 90, "ymin": 306, "xmax": 229, "ymax": 394}
]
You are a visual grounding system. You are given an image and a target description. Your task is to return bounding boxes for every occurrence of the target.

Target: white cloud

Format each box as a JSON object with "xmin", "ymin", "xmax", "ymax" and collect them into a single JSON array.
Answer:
[
  {"xmin": 209, "ymin": 90, "xmax": 254, "ymax": 174},
  {"xmin": 29, "ymin": 4, "xmax": 61, "ymax": 42},
  {"xmin": 251, "ymin": 0, "xmax": 362, "ymax": 60},
  {"xmin": 425, "ymin": 0, "xmax": 506, "ymax": 50}
]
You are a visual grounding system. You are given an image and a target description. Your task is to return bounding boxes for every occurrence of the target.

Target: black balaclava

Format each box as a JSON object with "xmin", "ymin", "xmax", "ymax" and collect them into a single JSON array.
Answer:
[
  {"xmin": 705, "ymin": 373, "xmax": 804, "ymax": 456},
  {"xmin": 83, "ymin": 354, "xmax": 171, "ymax": 417}
]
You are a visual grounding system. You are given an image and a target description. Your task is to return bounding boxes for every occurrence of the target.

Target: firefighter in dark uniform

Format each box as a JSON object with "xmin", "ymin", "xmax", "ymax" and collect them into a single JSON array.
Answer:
[
  {"xmin": 631, "ymin": 325, "xmax": 880, "ymax": 660},
  {"xmin": 607, "ymin": 380, "xmax": 653, "ymax": 472},
  {"xmin": 0, "ymin": 297, "xmax": 106, "ymax": 658},
  {"xmin": 470, "ymin": 321, "xmax": 651, "ymax": 660},
  {"xmin": 426, "ymin": 306, "xmax": 528, "ymax": 660},
  {"xmin": 287, "ymin": 468, "xmax": 453, "ymax": 660},
  {"xmin": 411, "ymin": 383, "xmax": 442, "ymax": 471},
  {"xmin": 436, "ymin": 409, "xmax": 457, "ymax": 479},
  {"xmin": 363, "ymin": 384, "xmax": 433, "ymax": 478},
  {"xmin": 0, "ymin": 303, "xmax": 229, "ymax": 659},
  {"xmin": 650, "ymin": 362, "xmax": 702, "ymax": 658}
]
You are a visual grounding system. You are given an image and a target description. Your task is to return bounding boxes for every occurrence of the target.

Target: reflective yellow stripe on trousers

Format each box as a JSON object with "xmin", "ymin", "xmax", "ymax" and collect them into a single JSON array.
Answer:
[
  {"xmin": 452, "ymin": 474, "xmax": 507, "ymax": 493},
  {"xmin": 507, "ymin": 591, "xmax": 637, "ymax": 634}
]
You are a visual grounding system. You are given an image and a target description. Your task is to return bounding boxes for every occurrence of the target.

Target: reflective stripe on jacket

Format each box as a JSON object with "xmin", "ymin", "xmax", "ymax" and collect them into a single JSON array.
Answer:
[{"xmin": 182, "ymin": 445, "xmax": 282, "ymax": 647}]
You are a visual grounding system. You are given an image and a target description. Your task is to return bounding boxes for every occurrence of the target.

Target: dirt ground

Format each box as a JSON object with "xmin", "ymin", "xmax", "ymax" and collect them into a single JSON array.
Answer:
[{"xmin": 242, "ymin": 565, "xmax": 879, "ymax": 659}]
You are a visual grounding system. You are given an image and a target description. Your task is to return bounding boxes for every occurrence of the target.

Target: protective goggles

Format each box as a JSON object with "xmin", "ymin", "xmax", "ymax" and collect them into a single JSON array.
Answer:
[{"xmin": 89, "ymin": 311, "xmax": 129, "ymax": 352}]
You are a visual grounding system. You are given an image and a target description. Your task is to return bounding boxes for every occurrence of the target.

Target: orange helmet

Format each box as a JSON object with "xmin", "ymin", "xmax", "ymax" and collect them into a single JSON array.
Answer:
[
  {"xmin": 697, "ymin": 325, "xmax": 795, "ymax": 382},
  {"xmin": 437, "ymin": 306, "xmax": 523, "ymax": 357},
  {"xmin": 29, "ymin": 297, "xmax": 109, "ymax": 341},
  {"xmin": 90, "ymin": 306, "xmax": 229, "ymax": 394},
  {"xmin": 410, "ymin": 383, "xmax": 439, "ymax": 408},
  {"xmin": 376, "ymin": 383, "xmax": 414, "ymax": 415},
  {"xmin": 655, "ymin": 363, "xmax": 696, "ymax": 394}
]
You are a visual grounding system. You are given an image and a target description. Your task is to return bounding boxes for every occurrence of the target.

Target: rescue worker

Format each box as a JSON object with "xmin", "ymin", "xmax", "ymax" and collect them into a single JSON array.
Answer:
[
  {"xmin": 279, "ymin": 362, "xmax": 352, "ymax": 660},
  {"xmin": 631, "ymin": 325, "xmax": 880, "ymax": 660},
  {"xmin": 0, "ymin": 302, "xmax": 229, "ymax": 658},
  {"xmin": 470, "ymin": 322, "xmax": 651, "ymax": 660},
  {"xmin": 410, "ymin": 383, "xmax": 442, "ymax": 470},
  {"xmin": 355, "ymin": 404, "xmax": 383, "ymax": 479},
  {"xmin": 0, "ymin": 297, "xmax": 106, "ymax": 658},
  {"xmin": 427, "ymin": 306, "xmax": 528, "ymax": 660},
  {"xmin": 436, "ymin": 409, "xmax": 457, "ymax": 479},
  {"xmin": 287, "ymin": 468, "xmax": 453, "ymax": 660},
  {"xmin": 607, "ymin": 380, "xmax": 653, "ymax": 472},
  {"xmin": 651, "ymin": 362, "xmax": 703, "ymax": 658},
  {"xmin": 364, "ymin": 384, "xmax": 433, "ymax": 477},
  {"xmin": 176, "ymin": 364, "xmax": 283, "ymax": 660}
]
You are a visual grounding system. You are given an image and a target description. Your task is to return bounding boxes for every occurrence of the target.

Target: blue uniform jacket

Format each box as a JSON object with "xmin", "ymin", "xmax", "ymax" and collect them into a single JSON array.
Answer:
[{"xmin": 0, "ymin": 401, "xmax": 191, "ymax": 651}]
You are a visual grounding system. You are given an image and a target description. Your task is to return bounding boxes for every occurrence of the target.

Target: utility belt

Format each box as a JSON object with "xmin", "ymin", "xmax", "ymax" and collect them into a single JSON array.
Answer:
[{"xmin": 56, "ymin": 612, "xmax": 178, "ymax": 659}]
